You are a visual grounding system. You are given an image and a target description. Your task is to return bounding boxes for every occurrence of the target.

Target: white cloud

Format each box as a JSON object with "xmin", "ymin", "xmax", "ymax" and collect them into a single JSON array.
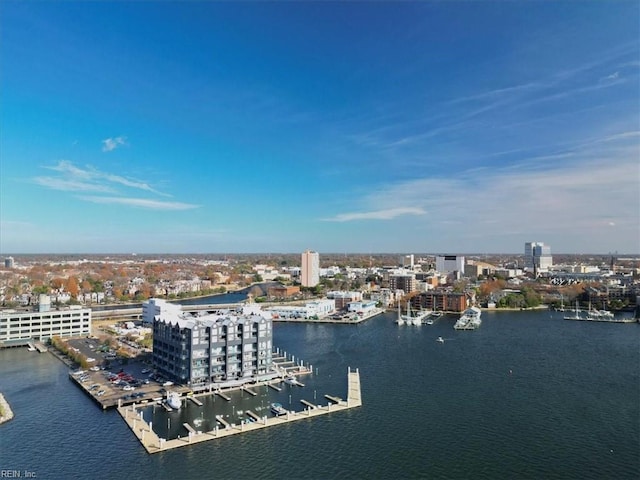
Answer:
[
  {"xmin": 323, "ymin": 207, "xmax": 426, "ymax": 222},
  {"xmin": 33, "ymin": 160, "xmax": 197, "ymax": 211},
  {"xmin": 102, "ymin": 136, "xmax": 128, "ymax": 152},
  {"xmin": 327, "ymin": 131, "xmax": 639, "ymax": 252},
  {"xmin": 33, "ymin": 176, "xmax": 115, "ymax": 193},
  {"xmin": 79, "ymin": 196, "xmax": 199, "ymax": 210},
  {"xmin": 41, "ymin": 160, "xmax": 167, "ymax": 196},
  {"xmin": 602, "ymin": 71, "xmax": 620, "ymax": 81}
]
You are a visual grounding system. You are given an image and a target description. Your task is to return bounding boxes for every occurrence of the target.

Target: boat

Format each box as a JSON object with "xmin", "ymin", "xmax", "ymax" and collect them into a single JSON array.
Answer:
[
  {"xmin": 454, "ymin": 306, "xmax": 482, "ymax": 330},
  {"xmin": 401, "ymin": 302, "xmax": 430, "ymax": 326},
  {"xmin": 396, "ymin": 303, "xmax": 405, "ymax": 325},
  {"xmin": 284, "ymin": 375, "xmax": 299, "ymax": 386},
  {"xmin": 270, "ymin": 402, "xmax": 287, "ymax": 416},
  {"xmin": 563, "ymin": 300, "xmax": 583, "ymax": 321},
  {"xmin": 436, "ymin": 336, "xmax": 445, "ymax": 343},
  {"xmin": 166, "ymin": 392, "xmax": 181, "ymax": 410}
]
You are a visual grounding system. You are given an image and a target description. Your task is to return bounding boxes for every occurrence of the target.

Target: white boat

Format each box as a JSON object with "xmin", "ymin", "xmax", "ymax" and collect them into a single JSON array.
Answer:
[
  {"xmin": 563, "ymin": 300, "xmax": 583, "ymax": 321},
  {"xmin": 401, "ymin": 302, "xmax": 430, "ymax": 326},
  {"xmin": 396, "ymin": 303, "xmax": 405, "ymax": 325},
  {"xmin": 270, "ymin": 402, "xmax": 287, "ymax": 416},
  {"xmin": 166, "ymin": 392, "xmax": 181, "ymax": 410},
  {"xmin": 436, "ymin": 336, "xmax": 445, "ymax": 343},
  {"xmin": 454, "ymin": 307, "xmax": 482, "ymax": 330}
]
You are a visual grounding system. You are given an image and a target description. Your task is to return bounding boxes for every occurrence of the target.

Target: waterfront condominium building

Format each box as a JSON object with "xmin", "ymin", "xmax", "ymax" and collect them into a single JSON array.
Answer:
[
  {"xmin": 301, "ymin": 250, "xmax": 320, "ymax": 287},
  {"xmin": 152, "ymin": 303, "xmax": 276, "ymax": 390},
  {"xmin": 0, "ymin": 301, "xmax": 91, "ymax": 347},
  {"xmin": 142, "ymin": 297, "xmax": 183, "ymax": 325},
  {"xmin": 524, "ymin": 242, "xmax": 553, "ymax": 272}
]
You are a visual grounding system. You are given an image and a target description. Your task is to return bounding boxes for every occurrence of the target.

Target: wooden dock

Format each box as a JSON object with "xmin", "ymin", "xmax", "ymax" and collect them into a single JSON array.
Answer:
[
  {"xmin": 324, "ymin": 395, "xmax": 343, "ymax": 404},
  {"xmin": 246, "ymin": 410, "xmax": 262, "ymax": 422},
  {"xmin": 300, "ymin": 399, "xmax": 316, "ymax": 410},
  {"xmin": 216, "ymin": 415, "xmax": 231, "ymax": 429},
  {"xmin": 242, "ymin": 386, "xmax": 257, "ymax": 396},
  {"xmin": 118, "ymin": 367, "xmax": 363, "ymax": 454},
  {"xmin": 216, "ymin": 391, "xmax": 231, "ymax": 401},
  {"xmin": 183, "ymin": 423, "xmax": 196, "ymax": 434}
]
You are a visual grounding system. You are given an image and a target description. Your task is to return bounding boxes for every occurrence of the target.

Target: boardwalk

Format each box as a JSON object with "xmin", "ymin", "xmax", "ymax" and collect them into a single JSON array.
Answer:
[{"xmin": 118, "ymin": 368, "xmax": 362, "ymax": 454}]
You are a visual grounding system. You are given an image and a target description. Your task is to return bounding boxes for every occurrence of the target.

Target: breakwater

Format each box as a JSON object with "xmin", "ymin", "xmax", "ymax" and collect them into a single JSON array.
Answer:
[{"xmin": 0, "ymin": 393, "xmax": 14, "ymax": 425}]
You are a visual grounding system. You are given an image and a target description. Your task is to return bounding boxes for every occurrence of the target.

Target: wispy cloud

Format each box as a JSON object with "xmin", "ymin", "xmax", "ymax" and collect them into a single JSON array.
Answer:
[
  {"xmin": 349, "ymin": 42, "xmax": 637, "ymax": 154},
  {"xmin": 601, "ymin": 71, "xmax": 620, "ymax": 82},
  {"xmin": 334, "ymin": 131, "xmax": 639, "ymax": 251},
  {"xmin": 33, "ymin": 160, "xmax": 198, "ymax": 211},
  {"xmin": 33, "ymin": 176, "xmax": 115, "ymax": 193},
  {"xmin": 102, "ymin": 136, "xmax": 128, "ymax": 152},
  {"xmin": 79, "ymin": 196, "xmax": 199, "ymax": 210},
  {"xmin": 42, "ymin": 160, "xmax": 167, "ymax": 196},
  {"xmin": 323, "ymin": 207, "xmax": 426, "ymax": 222}
]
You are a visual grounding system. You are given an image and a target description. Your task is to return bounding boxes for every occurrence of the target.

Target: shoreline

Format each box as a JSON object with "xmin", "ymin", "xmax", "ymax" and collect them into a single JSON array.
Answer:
[{"xmin": 0, "ymin": 393, "xmax": 14, "ymax": 425}]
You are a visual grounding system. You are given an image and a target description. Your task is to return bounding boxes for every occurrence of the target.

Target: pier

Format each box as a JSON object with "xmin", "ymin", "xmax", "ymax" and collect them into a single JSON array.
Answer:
[
  {"xmin": 216, "ymin": 415, "xmax": 231, "ymax": 429},
  {"xmin": 324, "ymin": 395, "xmax": 343, "ymax": 404},
  {"xmin": 189, "ymin": 396, "xmax": 203, "ymax": 406},
  {"xmin": 118, "ymin": 367, "xmax": 363, "ymax": 454},
  {"xmin": 183, "ymin": 423, "xmax": 196, "ymax": 434},
  {"xmin": 242, "ymin": 386, "xmax": 257, "ymax": 396},
  {"xmin": 216, "ymin": 391, "xmax": 231, "ymax": 401},
  {"xmin": 246, "ymin": 410, "xmax": 262, "ymax": 422},
  {"xmin": 300, "ymin": 399, "xmax": 317, "ymax": 410}
]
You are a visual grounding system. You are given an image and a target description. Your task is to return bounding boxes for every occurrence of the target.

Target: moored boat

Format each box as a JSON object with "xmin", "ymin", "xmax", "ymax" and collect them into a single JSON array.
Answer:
[
  {"xmin": 454, "ymin": 306, "xmax": 482, "ymax": 330},
  {"xmin": 166, "ymin": 392, "xmax": 181, "ymax": 410},
  {"xmin": 270, "ymin": 402, "xmax": 287, "ymax": 416}
]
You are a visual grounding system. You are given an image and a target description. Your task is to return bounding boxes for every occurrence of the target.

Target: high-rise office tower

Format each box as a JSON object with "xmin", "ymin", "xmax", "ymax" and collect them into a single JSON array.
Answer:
[{"xmin": 524, "ymin": 242, "xmax": 553, "ymax": 272}]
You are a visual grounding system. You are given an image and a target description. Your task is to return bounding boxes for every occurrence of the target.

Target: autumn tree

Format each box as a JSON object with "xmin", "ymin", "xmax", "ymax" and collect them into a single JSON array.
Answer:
[{"xmin": 66, "ymin": 276, "xmax": 80, "ymax": 298}]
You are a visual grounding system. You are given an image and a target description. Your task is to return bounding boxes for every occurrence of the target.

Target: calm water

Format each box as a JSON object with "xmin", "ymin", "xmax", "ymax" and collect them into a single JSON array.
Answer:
[{"xmin": 1, "ymin": 311, "xmax": 638, "ymax": 480}]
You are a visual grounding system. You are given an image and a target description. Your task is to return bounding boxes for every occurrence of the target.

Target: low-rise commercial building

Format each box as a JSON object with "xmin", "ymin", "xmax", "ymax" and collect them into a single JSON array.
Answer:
[{"xmin": 267, "ymin": 299, "xmax": 335, "ymax": 319}]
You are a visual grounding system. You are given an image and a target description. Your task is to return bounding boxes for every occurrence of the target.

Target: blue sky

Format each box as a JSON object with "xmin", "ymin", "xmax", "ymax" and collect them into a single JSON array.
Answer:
[{"xmin": 1, "ymin": 1, "xmax": 638, "ymax": 254}]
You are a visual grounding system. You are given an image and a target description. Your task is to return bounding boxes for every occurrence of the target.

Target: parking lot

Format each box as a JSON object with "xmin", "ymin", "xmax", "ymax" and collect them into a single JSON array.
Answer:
[{"xmin": 62, "ymin": 336, "xmax": 173, "ymax": 408}]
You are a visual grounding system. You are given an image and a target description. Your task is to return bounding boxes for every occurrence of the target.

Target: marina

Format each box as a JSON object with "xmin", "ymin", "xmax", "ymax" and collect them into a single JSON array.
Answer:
[
  {"xmin": 454, "ymin": 306, "xmax": 482, "ymax": 330},
  {"xmin": 118, "ymin": 368, "xmax": 362, "ymax": 453},
  {"xmin": 1, "ymin": 310, "xmax": 638, "ymax": 479}
]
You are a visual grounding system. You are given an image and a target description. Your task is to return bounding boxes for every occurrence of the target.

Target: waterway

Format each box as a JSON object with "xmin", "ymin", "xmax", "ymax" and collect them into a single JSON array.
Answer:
[{"xmin": 1, "ymin": 310, "xmax": 638, "ymax": 479}]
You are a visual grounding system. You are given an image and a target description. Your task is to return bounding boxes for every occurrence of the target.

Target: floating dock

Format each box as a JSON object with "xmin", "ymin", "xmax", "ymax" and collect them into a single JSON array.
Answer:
[
  {"xmin": 189, "ymin": 396, "xmax": 203, "ymax": 406},
  {"xmin": 216, "ymin": 391, "xmax": 231, "ymax": 401},
  {"xmin": 118, "ymin": 367, "xmax": 362, "ymax": 454},
  {"xmin": 242, "ymin": 386, "xmax": 257, "ymax": 396},
  {"xmin": 300, "ymin": 399, "xmax": 317, "ymax": 410}
]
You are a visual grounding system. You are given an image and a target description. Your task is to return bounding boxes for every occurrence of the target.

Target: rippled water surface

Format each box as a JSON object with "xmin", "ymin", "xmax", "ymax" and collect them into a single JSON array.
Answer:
[{"xmin": 1, "ymin": 311, "xmax": 638, "ymax": 479}]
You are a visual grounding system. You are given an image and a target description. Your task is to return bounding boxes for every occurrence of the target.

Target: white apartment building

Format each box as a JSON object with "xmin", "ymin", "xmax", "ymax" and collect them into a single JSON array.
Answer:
[{"xmin": 301, "ymin": 250, "xmax": 320, "ymax": 287}]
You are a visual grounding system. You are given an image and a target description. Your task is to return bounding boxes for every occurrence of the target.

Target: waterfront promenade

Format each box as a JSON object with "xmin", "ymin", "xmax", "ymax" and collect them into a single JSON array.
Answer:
[{"xmin": 118, "ymin": 368, "xmax": 362, "ymax": 454}]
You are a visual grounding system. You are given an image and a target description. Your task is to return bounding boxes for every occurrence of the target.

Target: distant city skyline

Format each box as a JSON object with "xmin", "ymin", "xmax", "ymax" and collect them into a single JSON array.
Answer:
[{"xmin": 1, "ymin": 2, "xmax": 638, "ymax": 254}]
